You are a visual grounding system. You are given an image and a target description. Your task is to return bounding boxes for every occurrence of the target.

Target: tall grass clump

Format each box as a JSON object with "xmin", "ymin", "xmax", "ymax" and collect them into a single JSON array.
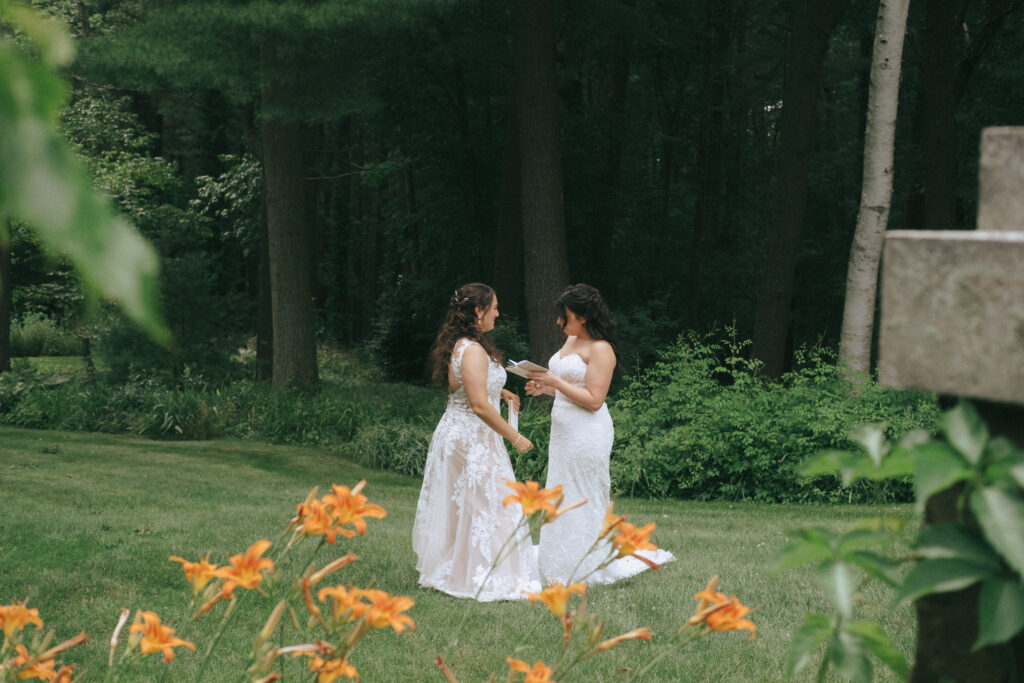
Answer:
[
  {"xmin": 9, "ymin": 313, "xmax": 81, "ymax": 356},
  {"xmin": 610, "ymin": 330, "xmax": 941, "ymax": 503}
]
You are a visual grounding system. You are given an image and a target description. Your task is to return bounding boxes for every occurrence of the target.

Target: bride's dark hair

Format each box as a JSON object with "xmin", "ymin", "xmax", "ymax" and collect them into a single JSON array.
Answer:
[
  {"xmin": 557, "ymin": 283, "xmax": 620, "ymax": 367},
  {"xmin": 430, "ymin": 282, "xmax": 502, "ymax": 385}
]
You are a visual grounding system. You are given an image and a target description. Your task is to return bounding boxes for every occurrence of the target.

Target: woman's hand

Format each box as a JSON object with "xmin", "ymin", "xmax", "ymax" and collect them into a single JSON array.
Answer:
[
  {"xmin": 524, "ymin": 380, "xmax": 544, "ymax": 397},
  {"xmin": 513, "ymin": 435, "xmax": 534, "ymax": 453},
  {"xmin": 501, "ymin": 389, "xmax": 520, "ymax": 412}
]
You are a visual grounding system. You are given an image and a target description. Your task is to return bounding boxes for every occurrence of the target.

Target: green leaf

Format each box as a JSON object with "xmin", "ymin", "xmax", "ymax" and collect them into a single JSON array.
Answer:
[
  {"xmin": 970, "ymin": 486, "xmax": 1024, "ymax": 576},
  {"xmin": 837, "ymin": 528, "xmax": 892, "ymax": 555},
  {"xmin": 862, "ymin": 445, "xmax": 915, "ymax": 480},
  {"xmin": 915, "ymin": 523, "xmax": 1003, "ymax": 570},
  {"xmin": 852, "ymin": 423, "xmax": 888, "ymax": 468},
  {"xmin": 974, "ymin": 576, "xmax": 1024, "ymax": 650},
  {"xmin": 893, "ymin": 558, "xmax": 997, "ymax": 607},
  {"xmin": 0, "ymin": 37, "xmax": 169, "ymax": 344},
  {"xmin": 847, "ymin": 620, "xmax": 910, "ymax": 681},
  {"xmin": 912, "ymin": 441, "xmax": 971, "ymax": 511},
  {"xmin": 770, "ymin": 528, "xmax": 834, "ymax": 574},
  {"xmin": 832, "ymin": 628, "xmax": 873, "ymax": 683},
  {"xmin": 848, "ymin": 550, "xmax": 903, "ymax": 587},
  {"xmin": 785, "ymin": 613, "xmax": 832, "ymax": 677},
  {"xmin": 817, "ymin": 559, "xmax": 856, "ymax": 619},
  {"xmin": 942, "ymin": 402, "xmax": 988, "ymax": 466},
  {"xmin": 799, "ymin": 449, "xmax": 859, "ymax": 484},
  {"xmin": 983, "ymin": 438, "xmax": 1024, "ymax": 488}
]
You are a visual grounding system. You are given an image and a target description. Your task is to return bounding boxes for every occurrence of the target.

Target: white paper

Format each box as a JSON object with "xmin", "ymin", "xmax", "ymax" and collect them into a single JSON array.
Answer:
[
  {"xmin": 505, "ymin": 359, "xmax": 547, "ymax": 378},
  {"xmin": 508, "ymin": 404, "xmax": 518, "ymax": 431}
]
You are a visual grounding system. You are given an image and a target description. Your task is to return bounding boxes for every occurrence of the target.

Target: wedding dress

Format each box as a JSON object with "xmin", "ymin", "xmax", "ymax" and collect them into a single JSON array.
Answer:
[
  {"xmin": 413, "ymin": 338, "xmax": 541, "ymax": 601},
  {"xmin": 538, "ymin": 352, "xmax": 675, "ymax": 586}
]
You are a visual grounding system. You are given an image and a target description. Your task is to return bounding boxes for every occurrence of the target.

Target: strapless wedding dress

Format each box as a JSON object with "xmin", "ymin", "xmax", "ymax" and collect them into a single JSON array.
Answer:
[{"xmin": 538, "ymin": 352, "xmax": 675, "ymax": 585}]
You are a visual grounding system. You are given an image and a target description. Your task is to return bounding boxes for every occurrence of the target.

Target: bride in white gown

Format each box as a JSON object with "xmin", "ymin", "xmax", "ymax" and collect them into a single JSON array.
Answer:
[
  {"xmin": 527, "ymin": 284, "xmax": 675, "ymax": 585},
  {"xmin": 412, "ymin": 283, "xmax": 541, "ymax": 601}
]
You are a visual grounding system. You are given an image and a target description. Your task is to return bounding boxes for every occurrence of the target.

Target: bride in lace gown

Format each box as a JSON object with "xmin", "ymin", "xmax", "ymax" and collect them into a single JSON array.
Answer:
[
  {"xmin": 527, "ymin": 284, "xmax": 675, "ymax": 585},
  {"xmin": 413, "ymin": 283, "xmax": 541, "ymax": 601}
]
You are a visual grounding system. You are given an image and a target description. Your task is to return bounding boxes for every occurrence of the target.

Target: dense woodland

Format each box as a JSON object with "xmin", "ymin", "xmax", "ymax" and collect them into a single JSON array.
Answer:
[{"xmin": 2, "ymin": 0, "xmax": 1023, "ymax": 386}]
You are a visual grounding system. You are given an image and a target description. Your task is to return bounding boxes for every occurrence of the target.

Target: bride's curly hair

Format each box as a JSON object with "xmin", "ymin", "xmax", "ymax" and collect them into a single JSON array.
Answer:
[
  {"xmin": 430, "ymin": 282, "xmax": 502, "ymax": 385},
  {"xmin": 557, "ymin": 283, "xmax": 621, "ymax": 368}
]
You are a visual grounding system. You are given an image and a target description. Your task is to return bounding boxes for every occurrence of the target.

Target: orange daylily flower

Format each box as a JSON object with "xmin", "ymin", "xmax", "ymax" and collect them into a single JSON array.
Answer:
[
  {"xmin": 169, "ymin": 554, "xmax": 219, "ymax": 596},
  {"xmin": 506, "ymin": 657, "xmax": 556, "ymax": 683},
  {"xmin": 611, "ymin": 521, "xmax": 659, "ymax": 568},
  {"xmin": 692, "ymin": 575, "xmax": 725, "ymax": 612},
  {"xmin": 51, "ymin": 664, "xmax": 75, "ymax": 683},
  {"xmin": 351, "ymin": 588, "xmax": 415, "ymax": 633},
  {"xmin": 10, "ymin": 644, "xmax": 57, "ymax": 681},
  {"xmin": 526, "ymin": 582, "xmax": 586, "ymax": 619},
  {"xmin": 213, "ymin": 539, "xmax": 275, "ymax": 594},
  {"xmin": 705, "ymin": 596, "xmax": 757, "ymax": 640},
  {"xmin": 598, "ymin": 502, "xmax": 627, "ymax": 540},
  {"xmin": 593, "ymin": 626, "xmax": 653, "ymax": 652},
  {"xmin": 317, "ymin": 585, "xmax": 367, "ymax": 625},
  {"xmin": 129, "ymin": 611, "xmax": 196, "ymax": 662},
  {"xmin": 307, "ymin": 655, "xmax": 359, "ymax": 682},
  {"xmin": 322, "ymin": 482, "xmax": 386, "ymax": 536},
  {"xmin": 294, "ymin": 499, "xmax": 349, "ymax": 543},
  {"xmin": 503, "ymin": 480, "xmax": 563, "ymax": 517},
  {"xmin": 0, "ymin": 601, "xmax": 43, "ymax": 640}
]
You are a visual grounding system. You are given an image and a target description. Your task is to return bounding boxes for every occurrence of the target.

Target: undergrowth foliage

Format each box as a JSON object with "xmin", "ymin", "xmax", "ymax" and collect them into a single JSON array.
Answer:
[
  {"xmin": 0, "ymin": 333, "xmax": 939, "ymax": 503},
  {"xmin": 608, "ymin": 331, "xmax": 940, "ymax": 503}
]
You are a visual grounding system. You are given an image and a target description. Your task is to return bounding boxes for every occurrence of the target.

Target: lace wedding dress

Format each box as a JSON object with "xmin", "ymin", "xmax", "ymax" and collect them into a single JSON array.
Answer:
[
  {"xmin": 413, "ymin": 338, "xmax": 541, "ymax": 601},
  {"xmin": 538, "ymin": 352, "xmax": 676, "ymax": 586}
]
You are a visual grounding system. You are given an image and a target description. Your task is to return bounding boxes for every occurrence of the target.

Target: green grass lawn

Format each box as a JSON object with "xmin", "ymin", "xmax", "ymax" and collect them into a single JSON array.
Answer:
[{"xmin": 0, "ymin": 426, "xmax": 917, "ymax": 682}]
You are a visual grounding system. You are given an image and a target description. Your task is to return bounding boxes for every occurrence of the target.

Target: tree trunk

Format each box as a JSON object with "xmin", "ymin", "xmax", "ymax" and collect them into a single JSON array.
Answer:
[
  {"xmin": 918, "ymin": 0, "xmax": 960, "ymax": 231},
  {"xmin": 513, "ymin": 0, "xmax": 571, "ymax": 363},
  {"xmin": 493, "ymin": 91, "xmax": 524, "ymax": 319},
  {"xmin": 589, "ymin": 0, "xmax": 633, "ymax": 284},
  {"xmin": 691, "ymin": 0, "xmax": 732, "ymax": 326},
  {"xmin": 838, "ymin": 0, "xmax": 910, "ymax": 378},
  {"xmin": 261, "ymin": 43, "xmax": 318, "ymax": 390},
  {"xmin": 257, "ymin": 190, "xmax": 273, "ymax": 382},
  {"xmin": 750, "ymin": 0, "xmax": 849, "ymax": 378},
  {"xmin": 0, "ymin": 220, "xmax": 11, "ymax": 373},
  {"xmin": 913, "ymin": 0, "xmax": 1022, "ymax": 231}
]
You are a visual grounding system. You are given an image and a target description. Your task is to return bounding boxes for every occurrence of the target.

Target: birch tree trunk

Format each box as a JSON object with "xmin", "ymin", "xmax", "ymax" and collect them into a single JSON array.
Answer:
[{"xmin": 838, "ymin": 0, "xmax": 910, "ymax": 378}]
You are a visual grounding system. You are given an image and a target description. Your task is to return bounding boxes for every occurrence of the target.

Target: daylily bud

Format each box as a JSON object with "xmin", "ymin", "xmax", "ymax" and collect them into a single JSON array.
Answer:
[
  {"xmin": 38, "ymin": 631, "xmax": 87, "ymax": 660},
  {"xmin": 435, "ymin": 655, "xmax": 459, "ymax": 683},
  {"xmin": 109, "ymin": 608, "xmax": 130, "ymax": 666},
  {"xmin": 255, "ymin": 600, "xmax": 287, "ymax": 650},
  {"xmin": 308, "ymin": 552, "xmax": 359, "ymax": 586},
  {"xmin": 594, "ymin": 627, "xmax": 652, "ymax": 652}
]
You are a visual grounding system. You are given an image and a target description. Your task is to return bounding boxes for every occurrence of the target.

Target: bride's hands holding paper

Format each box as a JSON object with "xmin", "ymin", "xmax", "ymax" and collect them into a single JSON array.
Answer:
[{"xmin": 526, "ymin": 370, "xmax": 558, "ymax": 397}]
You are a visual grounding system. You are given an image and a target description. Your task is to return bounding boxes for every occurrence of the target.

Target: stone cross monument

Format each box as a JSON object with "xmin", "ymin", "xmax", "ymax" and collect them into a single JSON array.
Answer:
[{"xmin": 878, "ymin": 127, "xmax": 1024, "ymax": 681}]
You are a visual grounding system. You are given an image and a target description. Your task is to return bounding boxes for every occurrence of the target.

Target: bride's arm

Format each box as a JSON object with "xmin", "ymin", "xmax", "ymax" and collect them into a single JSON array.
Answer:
[
  {"xmin": 528, "ymin": 342, "xmax": 615, "ymax": 412},
  {"xmin": 462, "ymin": 344, "xmax": 533, "ymax": 452}
]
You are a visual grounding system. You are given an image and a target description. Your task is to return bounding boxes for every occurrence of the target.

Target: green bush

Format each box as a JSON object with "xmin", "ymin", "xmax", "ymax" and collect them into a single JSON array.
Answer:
[
  {"xmin": 609, "ymin": 331, "xmax": 940, "ymax": 503},
  {"xmin": 9, "ymin": 313, "xmax": 81, "ymax": 357}
]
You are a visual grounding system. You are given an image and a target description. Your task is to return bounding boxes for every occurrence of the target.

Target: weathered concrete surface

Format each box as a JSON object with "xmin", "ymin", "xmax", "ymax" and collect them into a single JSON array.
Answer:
[
  {"xmin": 978, "ymin": 127, "xmax": 1024, "ymax": 232},
  {"xmin": 878, "ymin": 230, "xmax": 1024, "ymax": 404}
]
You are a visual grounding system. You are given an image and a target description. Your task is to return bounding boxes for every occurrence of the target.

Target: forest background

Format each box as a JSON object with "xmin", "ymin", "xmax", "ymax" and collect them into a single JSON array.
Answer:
[{"xmin": 1, "ymin": 0, "xmax": 1020, "ymax": 501}]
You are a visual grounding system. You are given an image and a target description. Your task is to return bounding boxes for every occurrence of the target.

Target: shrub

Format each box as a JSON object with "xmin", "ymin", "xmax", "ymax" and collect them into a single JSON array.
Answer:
[
  {"xmin": 9, "ymin": 313, "xmax": 81, "ymax": 357},
  {"xmin": 343, "ymin": 421, "xmax": 434, "ymax": 477},
  {"xmin": 609, "ymin": 330, "xmax": 940, "ymax": 503}
]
